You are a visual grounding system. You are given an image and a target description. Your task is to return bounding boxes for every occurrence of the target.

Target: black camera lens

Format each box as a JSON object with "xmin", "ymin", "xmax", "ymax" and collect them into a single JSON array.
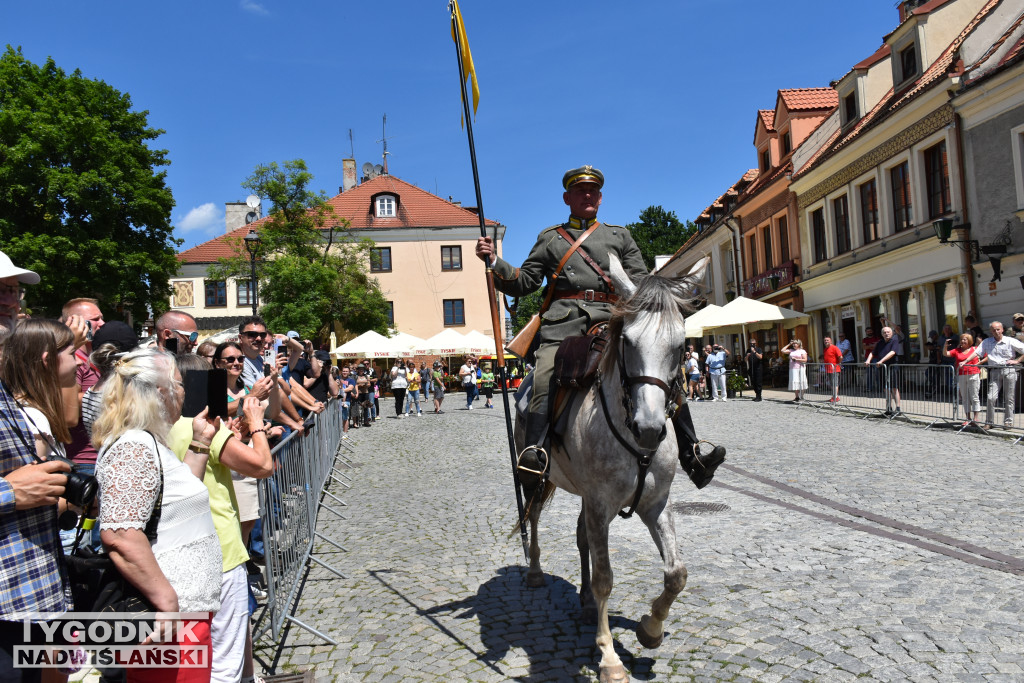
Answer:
[{"xmin": 51, "ymin": 455, "xmax": 98, "ymax": 508}]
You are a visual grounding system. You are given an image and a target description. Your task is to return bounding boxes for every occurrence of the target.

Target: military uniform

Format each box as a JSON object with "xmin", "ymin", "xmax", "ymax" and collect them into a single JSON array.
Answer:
[{"xmin": 492, "ymin": 216, "xmax": 647, "ymax": 448}]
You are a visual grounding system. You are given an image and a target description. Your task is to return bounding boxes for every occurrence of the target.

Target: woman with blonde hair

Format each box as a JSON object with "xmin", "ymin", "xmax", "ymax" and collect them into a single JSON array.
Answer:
[{"xmin": 92, "ymin": 347, "xmax": 222, "ymax": 682}]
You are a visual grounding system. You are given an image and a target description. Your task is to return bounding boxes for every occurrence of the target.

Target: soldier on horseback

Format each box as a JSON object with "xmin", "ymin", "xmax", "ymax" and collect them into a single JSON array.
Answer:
[{"xmin": 475, "ymin": 165, "xmax": 725, "ymax": 488}]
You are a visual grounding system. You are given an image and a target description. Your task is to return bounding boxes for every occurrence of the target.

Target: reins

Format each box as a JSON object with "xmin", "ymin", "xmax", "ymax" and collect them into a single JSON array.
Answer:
[{"xmin": 596, "ymin": 336, "xmax": 684, "ymax": 519}]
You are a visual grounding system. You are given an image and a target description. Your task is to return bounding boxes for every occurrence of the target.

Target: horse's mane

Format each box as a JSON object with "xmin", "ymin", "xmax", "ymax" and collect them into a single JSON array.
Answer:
[{"xmin": 601, "ymin": 272, "xmax": 699, "ymax": 375}]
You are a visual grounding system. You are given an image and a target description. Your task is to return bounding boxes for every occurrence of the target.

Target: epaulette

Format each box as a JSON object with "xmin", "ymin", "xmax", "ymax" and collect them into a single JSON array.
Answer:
[{"xmin": 603, "ymin": 223, "xmax": 625, "ymax": 229}]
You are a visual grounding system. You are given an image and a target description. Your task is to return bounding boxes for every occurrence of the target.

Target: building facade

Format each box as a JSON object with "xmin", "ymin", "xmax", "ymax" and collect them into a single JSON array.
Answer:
[{"xmin": 174, "ymin": 167, "xmax": 506, "ymax": 342}]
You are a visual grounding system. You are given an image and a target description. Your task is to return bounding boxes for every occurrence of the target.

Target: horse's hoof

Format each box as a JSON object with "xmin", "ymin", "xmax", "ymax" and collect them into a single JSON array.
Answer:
[
  {"xmin": 636, "ymin": 615, "xmax": 664, "ymax": 649},
  {"xmin": 580, "ymin": 604, "xmax": 598, "ymax": 625},
  {"xmin": 525, "ymin": 572, "xmax": 545, "ymax": 588},
  {"xmin": 599, "ymin": 663, "xmax": 628, "ymax": 683}
]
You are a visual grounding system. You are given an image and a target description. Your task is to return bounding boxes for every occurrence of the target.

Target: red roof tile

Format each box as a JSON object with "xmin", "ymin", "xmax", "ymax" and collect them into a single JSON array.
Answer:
[
  {"xmin": 758, "ymin": 109, "xmax": 776, "ymax": 132},
  {"xmin": 178, "ymin": 175, "xmax": 503, "ymax": 264},
  {"xmin": 777, "ymin": 88, "xmax": 839, "ymax": 111},
  {"xmin": 796, "ymin": 0, "xmax": 1002, "ymax": 178}
]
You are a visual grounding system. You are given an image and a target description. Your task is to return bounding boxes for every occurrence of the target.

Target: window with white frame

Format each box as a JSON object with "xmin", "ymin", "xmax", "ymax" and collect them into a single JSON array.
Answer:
[
  {"xmin": 833, "ymin": 195, "xmax": 851, "ymax": 255},
  {"xmin": 895, "ymin": 41, "xmax": 919, "ymax": 86},
  {"xmin": 923, "ymin": 140, "xmax": 951, "ymax": 219},
  {"xmin": 375, "ymin": 195, "xmax": 396, "ymax": 217},
  {"xmin": 890, "ymin": 161, "xmax": 913, "ymax": 232},
  {"xmin": 811, "ymin": 208, "xmax": 828, "ymax": 263}
]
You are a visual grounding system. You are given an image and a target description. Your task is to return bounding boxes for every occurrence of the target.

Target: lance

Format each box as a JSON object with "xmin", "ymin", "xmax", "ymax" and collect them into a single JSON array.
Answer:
[{"xmin": 448, "ymin": 0, "xmax": 529, "ymax": 560}]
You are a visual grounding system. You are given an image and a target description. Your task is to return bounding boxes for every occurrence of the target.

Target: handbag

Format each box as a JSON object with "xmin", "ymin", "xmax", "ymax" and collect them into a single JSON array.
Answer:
[
  {"xmin": 505, "ymin": 221, "xmax": 603, "ymax": 360},
  {"xmin": 66, "ymin": 431, "xmax": 164, "ymax": 622}
]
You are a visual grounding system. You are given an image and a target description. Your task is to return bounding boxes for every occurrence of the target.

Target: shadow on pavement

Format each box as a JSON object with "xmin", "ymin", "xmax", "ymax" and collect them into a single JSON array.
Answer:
[{"xmin": 416, "ymin": 566, "xmax": 655, "ymax": 682}]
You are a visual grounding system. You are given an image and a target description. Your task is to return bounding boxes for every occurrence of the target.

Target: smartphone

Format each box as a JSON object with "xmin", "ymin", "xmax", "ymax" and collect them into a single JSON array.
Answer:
[
  {"xmin": 165, "ymin": 337, "xmax": 179, "ymax": 355},
  {"xmin": 181, "ymin": 369, "xmax": 229, "ymax": 420}
]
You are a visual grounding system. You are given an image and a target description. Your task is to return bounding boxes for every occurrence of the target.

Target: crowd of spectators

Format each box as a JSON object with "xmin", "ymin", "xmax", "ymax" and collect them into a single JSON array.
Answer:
[{"xmin": 0, "ymin": 249, "xmax": 357, "ymax": 682}]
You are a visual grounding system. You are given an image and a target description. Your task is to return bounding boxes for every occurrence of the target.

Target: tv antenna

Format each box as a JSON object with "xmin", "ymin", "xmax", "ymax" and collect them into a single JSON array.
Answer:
[{"xmin": 376, "ymin": 113, "xmax": 392, "ymax": 175}]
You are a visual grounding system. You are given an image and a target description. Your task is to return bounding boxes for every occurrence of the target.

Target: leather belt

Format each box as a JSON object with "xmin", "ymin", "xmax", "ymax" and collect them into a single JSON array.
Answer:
[{"xmin": 552, "ymin": 289, "xmax": 618, "ymax": 303}]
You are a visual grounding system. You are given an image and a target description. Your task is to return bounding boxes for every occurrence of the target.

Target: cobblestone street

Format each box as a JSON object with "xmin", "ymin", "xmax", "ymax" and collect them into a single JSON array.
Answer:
[{"xmin": 263, "ymin": 394, "xmax": 1024, "ymax": 682}]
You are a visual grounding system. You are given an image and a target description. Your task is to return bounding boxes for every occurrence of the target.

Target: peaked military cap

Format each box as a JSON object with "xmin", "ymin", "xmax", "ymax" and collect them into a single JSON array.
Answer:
[{"xmin": 562, "ymin": 165, "xmax": 604, "ymax": 190}]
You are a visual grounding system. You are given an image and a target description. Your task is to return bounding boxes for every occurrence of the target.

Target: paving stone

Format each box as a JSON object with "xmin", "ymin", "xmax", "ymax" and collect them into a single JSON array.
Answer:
[{"xmin": 250, "ymin": 395, "xmax": 1024, "ymax": 681}]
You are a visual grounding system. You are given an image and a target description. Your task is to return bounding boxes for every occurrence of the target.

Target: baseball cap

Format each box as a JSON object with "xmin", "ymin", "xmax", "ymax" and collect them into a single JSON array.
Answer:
[
  {"xmin": 0, "ymin": 250, "xmax": 40, "ymax": 284},
  {"xmin": 92, "ymin": 321, "xmax": 138, "ymax": 352},
  {"xmin": 1014, "ymin": 313, "xmax": 1024, "ymax": 321},
  {"xmin": 286, "ymin": 330, "xmax": 300, "ymax": 339}
]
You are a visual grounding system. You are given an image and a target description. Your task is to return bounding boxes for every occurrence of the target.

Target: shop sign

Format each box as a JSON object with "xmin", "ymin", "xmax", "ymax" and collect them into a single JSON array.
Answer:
[
  {"xmin": 742, "ymin": 262, "xmax": 795, "ymax": 298},
  {"xmin": 841, "ymin": 305, "xmax": 855, "ymax": 320}
]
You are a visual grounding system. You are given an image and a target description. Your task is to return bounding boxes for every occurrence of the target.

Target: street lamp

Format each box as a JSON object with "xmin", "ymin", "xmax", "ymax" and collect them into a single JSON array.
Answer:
[{"xmin": 243, "ymin": 228, "xmax": 261, "ymax": 315}]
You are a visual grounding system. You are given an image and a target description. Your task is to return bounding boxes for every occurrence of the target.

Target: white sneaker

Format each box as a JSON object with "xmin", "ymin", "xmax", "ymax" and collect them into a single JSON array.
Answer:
[
  {"xmin": 468, "ymin": 405, "xmax": 474, "ymax": 410},
  {"xmin": 418, "ymin": 411, "xmax": 423, "ymax": 416},
  {"xmin": 722, "ymin": 398, "xmax": 728, "ymax": 402}
]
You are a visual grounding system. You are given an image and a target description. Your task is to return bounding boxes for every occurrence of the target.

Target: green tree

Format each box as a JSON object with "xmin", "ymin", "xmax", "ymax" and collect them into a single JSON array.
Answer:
[
  {"xmin": 626, "ymin": 205, "xmax": 697, "ymax": 271},
  {"xmin": 509, "ymin": 289, "xmax": 545, "ymax": 334},
  {"xmin": 209, "ymin": 159, "xmax": 390, "ymax": 339},
  {"xmin": 0, "ymin": 46, "xmax": 179, "ymax": 323}
]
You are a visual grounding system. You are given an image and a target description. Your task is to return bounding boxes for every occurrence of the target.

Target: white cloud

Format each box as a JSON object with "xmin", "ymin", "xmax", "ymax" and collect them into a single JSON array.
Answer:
[
  {"xmin": 178, "ymin": 203, "xmax": 223, "ymax": 234},
  {"xmin": 240, "ymin": 0, "xmax": 269, "ymax": 15}
]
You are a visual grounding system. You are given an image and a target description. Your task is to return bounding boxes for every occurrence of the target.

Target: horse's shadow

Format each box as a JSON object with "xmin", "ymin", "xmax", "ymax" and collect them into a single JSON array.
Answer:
[{"xmin": 422, "ymin": 566, "xmax": 657, "ymax": 682}]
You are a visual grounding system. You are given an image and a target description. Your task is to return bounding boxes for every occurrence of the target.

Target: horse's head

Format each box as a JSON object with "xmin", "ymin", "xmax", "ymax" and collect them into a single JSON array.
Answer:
[{"xmin": 605, "ymin": 255, "xmax": 708, "ymax": 450}]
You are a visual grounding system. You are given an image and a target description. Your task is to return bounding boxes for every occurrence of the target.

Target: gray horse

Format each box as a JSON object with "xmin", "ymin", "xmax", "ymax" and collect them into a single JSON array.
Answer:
[{"xmin": 516, "ymin": 255, "xmax": 707, "ymax": 683}]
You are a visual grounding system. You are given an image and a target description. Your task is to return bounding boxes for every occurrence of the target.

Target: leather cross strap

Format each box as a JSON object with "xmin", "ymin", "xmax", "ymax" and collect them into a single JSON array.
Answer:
[
  {"xmin": 555, "ymin": 225, "xmax": 614, "ymax": 292},
  {"xmin": 537, "ymin": 220, "xmax": 602, "ymax": 315}
]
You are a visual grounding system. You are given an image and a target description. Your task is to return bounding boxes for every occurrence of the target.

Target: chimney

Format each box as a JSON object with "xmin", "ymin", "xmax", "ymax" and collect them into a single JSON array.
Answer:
[
  {"xmin": 342, "ymin": 158, "xmax": 357, "ymax": 192},
  {"xmin": 225, "ymin": 202, "xmax": 249, "ymax": 234}
]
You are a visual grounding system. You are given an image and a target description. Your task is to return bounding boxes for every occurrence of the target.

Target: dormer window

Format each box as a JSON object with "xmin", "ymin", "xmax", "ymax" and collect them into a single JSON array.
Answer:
[
  {"xmin": 759, "ymin": 148, "xmax": 771, "ymax": 172},
  {"xmin": 781, "ymin": 131, "xmax": 792, "ymax": 157},
  {"xmin": 897, "ymin": 42, "xmax": 918, "ymax": 85},
  {"xmin": 375, "ymin": 195, "xmax": 396, "ymax": 218},
  {"xmin": 842, "ymin": 92, "xmax": 858, "ymax": 127}
]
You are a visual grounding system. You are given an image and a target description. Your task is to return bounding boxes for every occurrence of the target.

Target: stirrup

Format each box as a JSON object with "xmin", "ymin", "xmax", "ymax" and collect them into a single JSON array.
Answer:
[{"xmin": 516, "ymin": 444, "xmax": 550, "ymax": 478}]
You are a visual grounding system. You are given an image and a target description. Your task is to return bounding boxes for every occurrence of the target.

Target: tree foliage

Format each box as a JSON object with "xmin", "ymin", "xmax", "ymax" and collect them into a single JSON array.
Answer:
[
  {"xmin": 509, "ymin": 289, "xmax": 545, "ymax": 334},
  {"xmin": 0, "ymin": 46, "xmax": 179, "ymax": 323},
  {"xmin": 626, "ymin": 205, "xmax": 697, "ymax": 271},
  {"xmin": 209, "ymin": 159, "xmax": 390, "ymax": 340}
]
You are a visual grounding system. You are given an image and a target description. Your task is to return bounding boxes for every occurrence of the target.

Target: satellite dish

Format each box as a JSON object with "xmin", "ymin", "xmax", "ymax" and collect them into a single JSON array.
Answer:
[
  {"xmin": 374, "ymin": 164, "xmax": 384, "ymax": 175},
  {"xmin": 245, "ymin": 194, "xmax": 260, "ymax": 209},
  {"xmin": 362, "ymin": 162, "xmax": 374, "ymax": 177},
  {"xmin": 245, "ymin": 211, "xmax": 258, "ymax": 224}
]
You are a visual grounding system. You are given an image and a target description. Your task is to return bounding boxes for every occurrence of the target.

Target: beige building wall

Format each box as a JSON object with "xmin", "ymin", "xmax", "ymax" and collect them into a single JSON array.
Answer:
[{"xmin": 358, "ymin": 226, "xmax": 505, "ymax": 340}]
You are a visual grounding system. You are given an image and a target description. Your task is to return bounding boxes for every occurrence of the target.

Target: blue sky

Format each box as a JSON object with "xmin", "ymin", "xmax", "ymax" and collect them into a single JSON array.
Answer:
[{"xmin": 5, "ymin": 1, "xmax": 899, "ymax": 267}]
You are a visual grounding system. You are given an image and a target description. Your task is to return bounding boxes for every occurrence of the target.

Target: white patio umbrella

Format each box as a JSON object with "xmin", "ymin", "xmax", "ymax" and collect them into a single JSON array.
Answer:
[
  {"xmin": 460, "ymin": 330, "xmax": 499, "ymax": 355},
  {"xmin": 710, "ymin": 296, "xmax": 809, "ymax": 331},
  {"xmin": 333, "ymin": 330, "xmax": 392, "ymax": 359},
  {"xmin": 415, "ymin": 329, "xmax": 471, "ymax": 355},
  {"xmin": 683, "ymin": 304, "xmax": 725, "ymax": 338},
  {"xmin": 386, "ymin": 331, "xmax": 426, "ymax": 357}
]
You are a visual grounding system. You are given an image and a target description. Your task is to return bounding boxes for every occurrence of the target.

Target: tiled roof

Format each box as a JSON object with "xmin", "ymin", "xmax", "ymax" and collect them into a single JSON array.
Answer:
[
  {"xmin": 778, "ymin": 88, "xmax": 839, "ymax": 111},
  {"xmin": 795, "ymin": 0, "xmax": 1002, "ymax": 178},
  {"xmin": 758, "ymin": 109, "xmax": 775, "ymax": 132},
  {"xmin": 177, "ymin": 175, "xmax": 502, "ymax": 264},
  {"xmin": 178, "ymin": 223, "xmax": 263, "ymax": 264},
  {"xmin": 325, "ymin": 175, "xmax": 501, "ymax": 230},
  {"xmin": 738, "ymin": 161, "xmax": 793, "ymax": 200}
]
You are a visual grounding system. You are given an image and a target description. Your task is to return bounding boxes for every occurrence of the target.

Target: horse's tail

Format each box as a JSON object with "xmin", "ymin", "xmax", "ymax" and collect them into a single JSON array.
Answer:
[{"xmin": 508, "ymin": 481, "xmax": 556, "ymax": 538}]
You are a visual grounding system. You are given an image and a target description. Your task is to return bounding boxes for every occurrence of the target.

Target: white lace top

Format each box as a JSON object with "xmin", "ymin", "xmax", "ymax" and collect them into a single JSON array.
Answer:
[{"xmin": 96, "ymin": 429, "xmax": 222, "ymax": 612}]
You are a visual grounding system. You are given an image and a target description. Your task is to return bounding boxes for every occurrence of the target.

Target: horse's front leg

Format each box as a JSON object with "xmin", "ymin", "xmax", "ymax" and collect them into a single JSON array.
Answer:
[
  {"xmin": 577, "ymin": 509, "xmax": 596, "ymax": 623},
  {"xmin": 525, "ymin": 481, "xmax": 548, "ymax": 587},
  {"xmin": 636, "ymin": 496, "xmax": 687, "ymax": 649},
  {"xmin": 584, "ymin": 500, "xmax": 627, "ymax": 683}
]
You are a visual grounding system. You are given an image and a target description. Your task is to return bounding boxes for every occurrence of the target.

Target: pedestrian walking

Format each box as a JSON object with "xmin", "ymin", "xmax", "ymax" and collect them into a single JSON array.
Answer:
[
  {"xmin": 431, "ymin": 361, "xmax": 446, "ymax": 413},
  {"xmin": 480, "ymin": 362, "xmax": 495, "ymax": 408},
  {"xmin": 390, "ymin": 360, "xmax": 409, "ymax": 418},
  {"xmin": 406, "ymin": 364, "xmax": 423, "ymax": 416}
]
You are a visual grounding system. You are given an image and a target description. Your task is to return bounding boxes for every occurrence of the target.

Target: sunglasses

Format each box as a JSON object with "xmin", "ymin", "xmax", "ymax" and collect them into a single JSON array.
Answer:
[
  {"xmin": 173, "ymin": 329, "xmax": 199, "ymax": 344},
  {"xmin": 243, "ymin": 331, "xmax": 268, "ymax": 339},
  {"xmin": 217, "ymin": 355, "xmax": 244, "ymax": 364}
]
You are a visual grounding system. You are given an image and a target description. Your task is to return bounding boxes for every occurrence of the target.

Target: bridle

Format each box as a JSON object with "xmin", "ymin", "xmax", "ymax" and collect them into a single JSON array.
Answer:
[{"xmin": 596, "ymin": 334, "xmax": 685, "ymax": 519}]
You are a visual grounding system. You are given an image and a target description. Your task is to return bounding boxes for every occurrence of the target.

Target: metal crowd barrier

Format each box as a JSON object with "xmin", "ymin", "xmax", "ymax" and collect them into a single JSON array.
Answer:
[
  {"xmin": 794, "ymin": 363, "xmax": 1024, "ymax": 439},
  {"xmin": 254, "ymin": 398, "xmax": 351, "ymax": 645}
]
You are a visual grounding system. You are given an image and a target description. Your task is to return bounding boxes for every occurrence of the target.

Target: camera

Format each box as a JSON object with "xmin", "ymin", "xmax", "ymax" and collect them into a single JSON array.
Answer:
[{"xmin": 50, "ymin": 455, "xmax": 98, "ymax": 508}]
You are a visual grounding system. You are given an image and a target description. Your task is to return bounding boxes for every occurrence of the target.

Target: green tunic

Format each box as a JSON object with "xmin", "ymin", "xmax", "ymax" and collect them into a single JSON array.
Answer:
[{"xmin": 492, "ymin": 218, "xmax": 648, "ymax": 446}]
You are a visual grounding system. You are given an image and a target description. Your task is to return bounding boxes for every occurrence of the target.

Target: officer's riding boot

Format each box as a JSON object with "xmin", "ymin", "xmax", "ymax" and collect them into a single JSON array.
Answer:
[
  {"xmin": 672, "ymin": 402, "xmax": 726, "ymax": 489},
  {"xmin": 517, "ymin": 412, "xmax": 549, "ymax": 488}
]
